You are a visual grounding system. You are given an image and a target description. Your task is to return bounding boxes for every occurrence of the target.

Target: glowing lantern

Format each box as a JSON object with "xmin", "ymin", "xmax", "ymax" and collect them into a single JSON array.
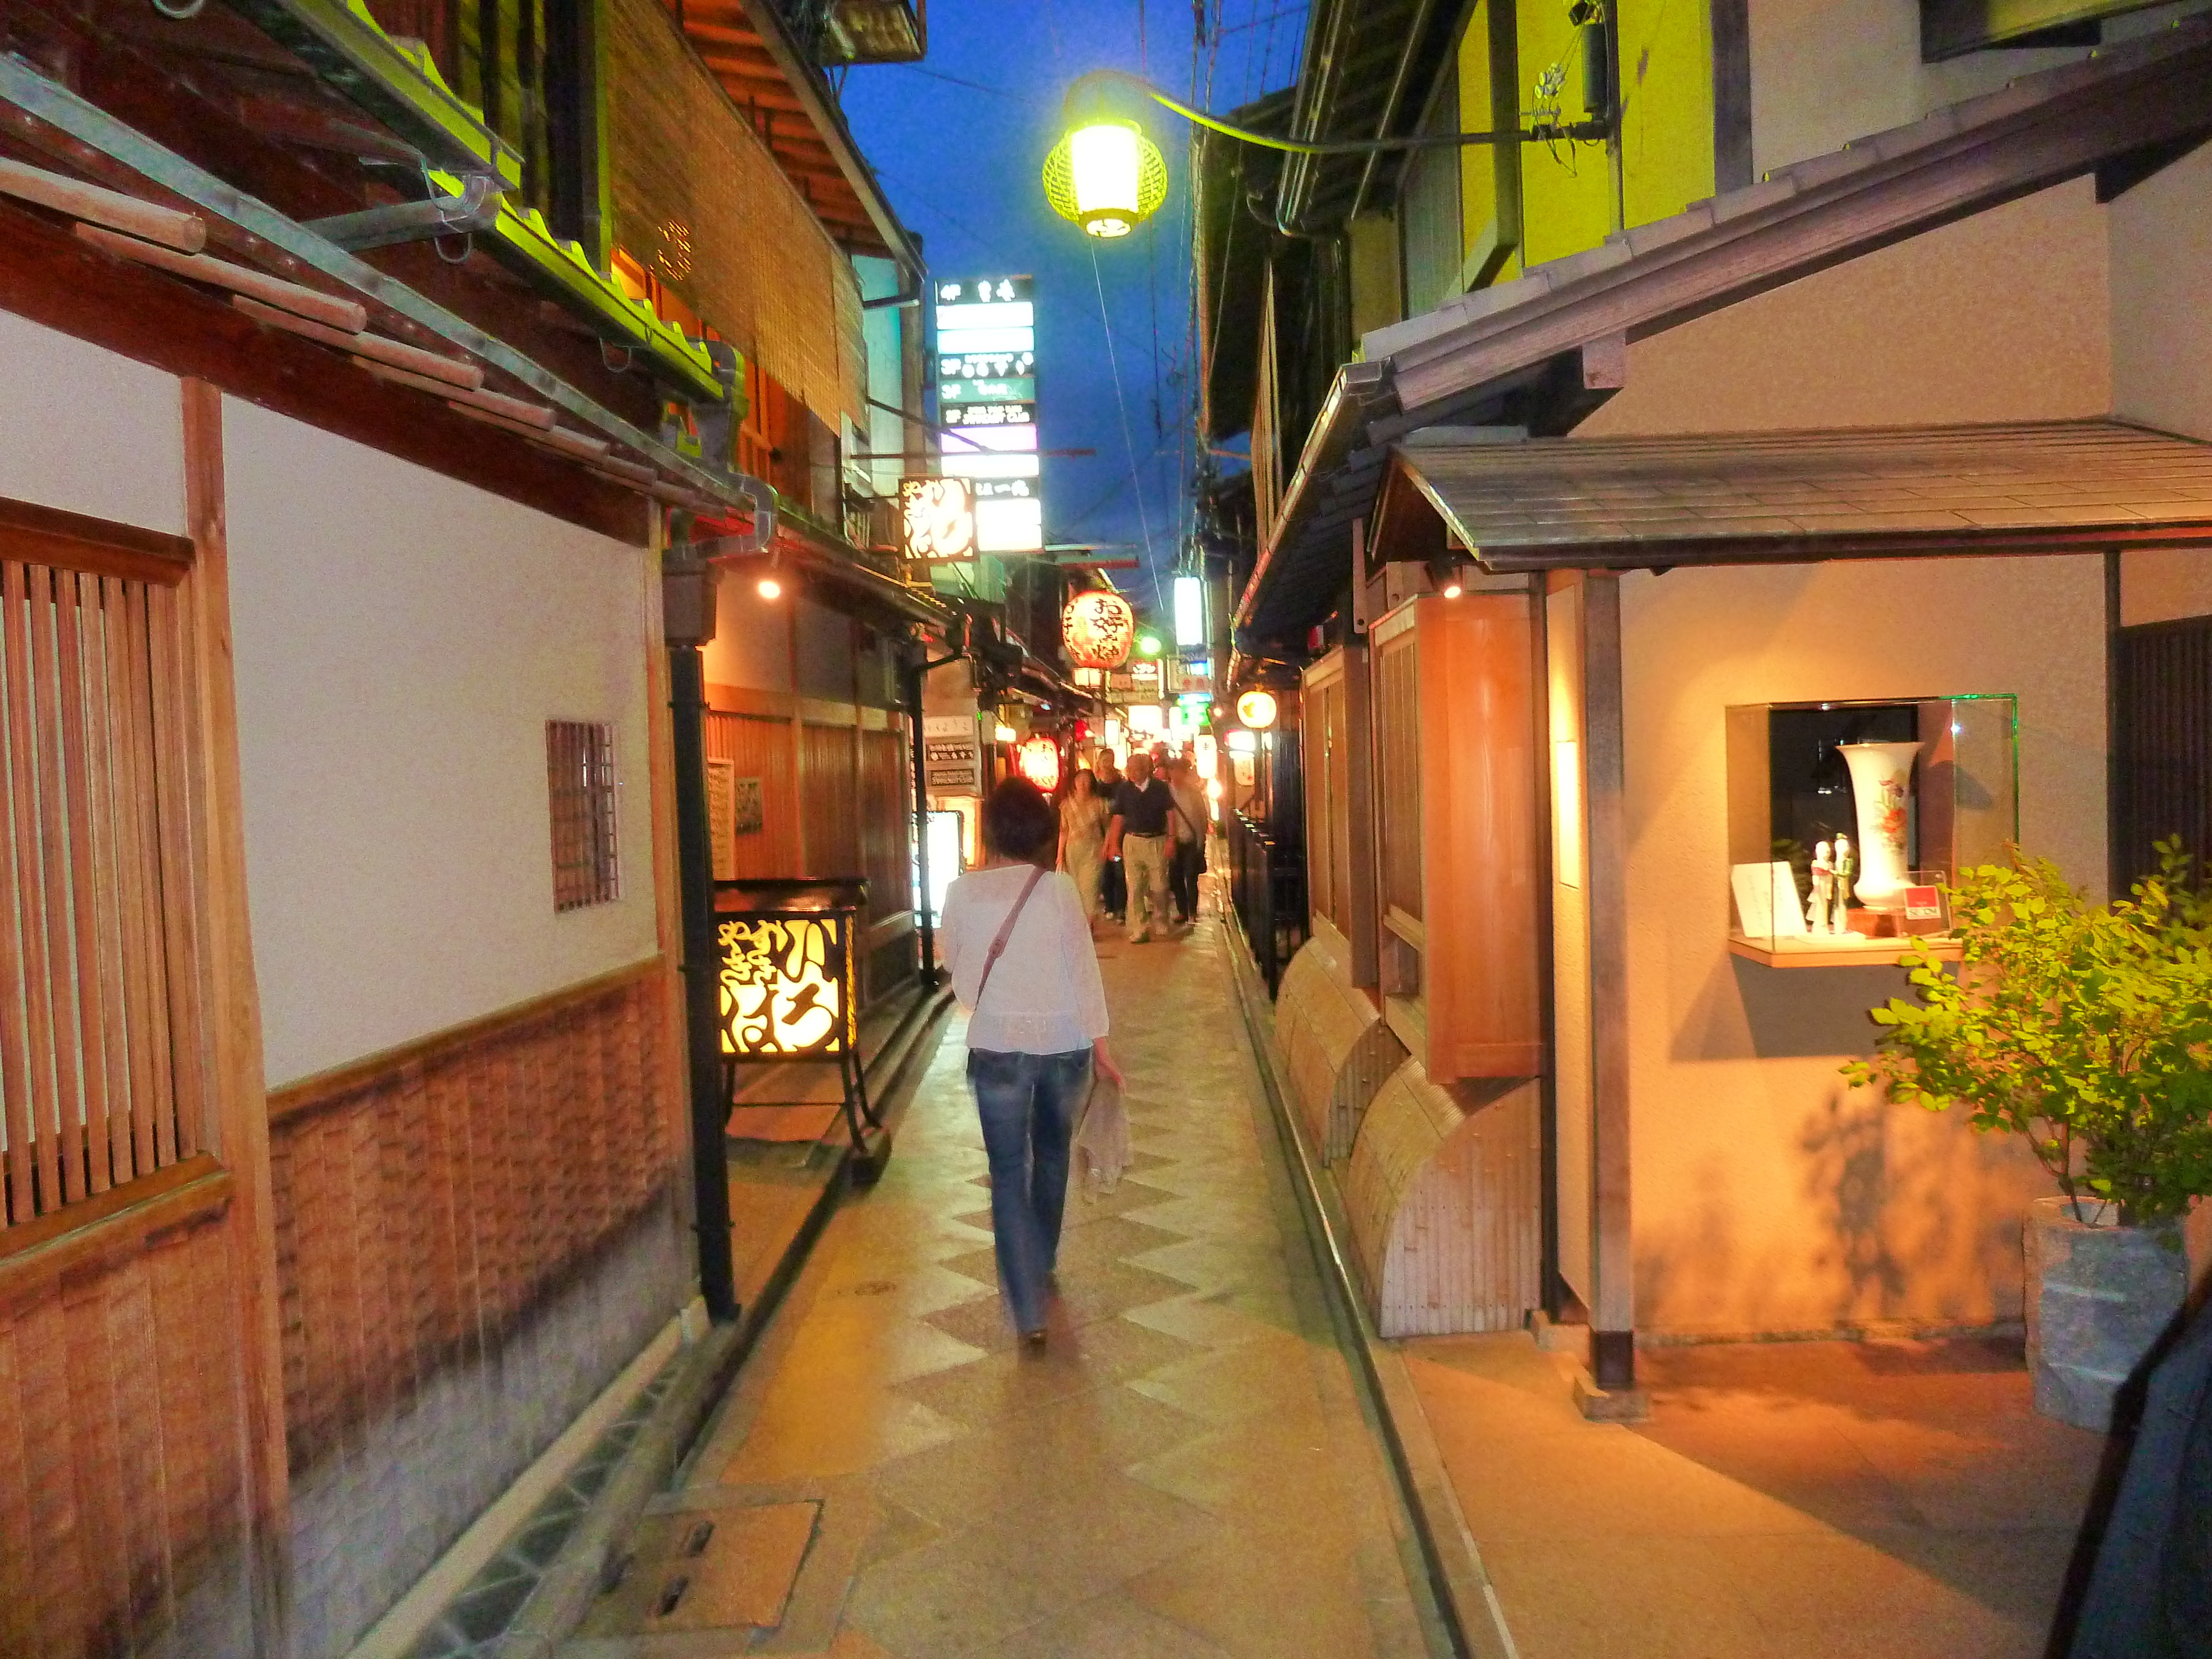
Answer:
[
  {"xmin": 1043, "ymin": 119, "xmax": 1168, "ymax": 239},
  {"xmin": 1017, "ymin": 735, "xmax": 1062, "ymax": 792},
  {"xmin": 1236, "ymin": 689, "xmax": 1279, "ymax": 729},
  {"xmin": 1062, "ymin": 588, "xmax": 1136, "ymax": 670},
  {"xmin": 1194, "ymin": 734, "xmax": 1218, "ymax": 781}
]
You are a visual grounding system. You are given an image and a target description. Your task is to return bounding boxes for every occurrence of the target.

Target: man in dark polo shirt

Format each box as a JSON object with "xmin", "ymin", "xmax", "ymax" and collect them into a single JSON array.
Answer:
[{"xmin": 1105, "ymin": 752, "xmax": 1174, "ymax": 943}]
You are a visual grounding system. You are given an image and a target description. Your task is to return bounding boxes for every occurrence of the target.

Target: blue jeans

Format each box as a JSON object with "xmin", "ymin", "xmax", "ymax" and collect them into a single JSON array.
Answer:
[{"xmin": 967, "ymin": 1047, "xmax": 1092, "ymax": 1332}]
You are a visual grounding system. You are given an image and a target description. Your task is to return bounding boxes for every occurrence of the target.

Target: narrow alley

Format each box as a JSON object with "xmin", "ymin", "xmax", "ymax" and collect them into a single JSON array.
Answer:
[{"xmin": 565, "ymin": 916, "xmax": 1438, "ymax": 1659}]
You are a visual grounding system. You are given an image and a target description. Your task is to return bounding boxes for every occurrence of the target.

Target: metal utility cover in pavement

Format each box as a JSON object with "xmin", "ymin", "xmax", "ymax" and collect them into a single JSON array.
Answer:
[{"xmin": 587, "ymin": 1501, "xmax": 820, "ymax": 1635}]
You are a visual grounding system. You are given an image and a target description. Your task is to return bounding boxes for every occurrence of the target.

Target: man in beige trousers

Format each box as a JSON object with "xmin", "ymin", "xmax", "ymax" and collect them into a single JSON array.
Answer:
[{"xmin": 1104, "ymin": 752, "xmax": 1174, "ymax": 944}]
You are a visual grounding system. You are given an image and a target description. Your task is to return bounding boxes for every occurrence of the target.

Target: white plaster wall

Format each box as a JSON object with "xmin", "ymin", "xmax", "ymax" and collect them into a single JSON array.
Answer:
[
  {"xmin": 1569, "ymin": 181, "xmax": 2117, "ymax": 1334},
  {"xmin": 1580, "ymin": 179, "xmax": 2111, "ymax": 438},
  {"xmin": 222, "ymin": 398, "xmax": 658, "ymax": 1088},
  {"xmin": 702, "ymin": 568, "xmax": 794, "ymax": 693},
  {"xmin": 0, "ymin": 311, "xmax": 185, "ymax": 535},
  {"xmin": 1746, "ymin": 0, "xmax": 2093, "ymax": 179},
  {"xmin": 2110, "ymin": 138, "xmax": 2212, "ymax": 624},
  {"xmin": 1620, "ymin": 555, "xmax": 2105, "ymax": 1337}
]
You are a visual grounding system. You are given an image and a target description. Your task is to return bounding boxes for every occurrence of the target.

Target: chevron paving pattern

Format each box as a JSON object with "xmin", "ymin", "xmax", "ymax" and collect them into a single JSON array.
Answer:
[{"xmin": 567, "ymin": 911, "xmax": 1429, "ymax": 1658}]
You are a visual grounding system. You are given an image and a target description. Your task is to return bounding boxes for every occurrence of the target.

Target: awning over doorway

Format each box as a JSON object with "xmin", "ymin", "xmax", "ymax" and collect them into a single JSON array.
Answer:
[{"xmin": 1398, "ymin": 419, "xmax": 2212, "ymax": 571}]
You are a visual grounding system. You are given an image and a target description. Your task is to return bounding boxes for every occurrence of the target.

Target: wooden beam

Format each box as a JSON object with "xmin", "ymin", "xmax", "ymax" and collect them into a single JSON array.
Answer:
[
  {"xmin": 1580, "ymin": 570, "xmax": 1634, "ymax": 1391},
  {"xmin": 0, "ymin": 495, "xmax": 194, "ymax": 585},
  {"xmin": 0, "ymin": 198, "xmax": 644, "ymax": 542},
  {"xmin": 181, "ymin": 378, "xmax": 294, "ymax": 1652}
]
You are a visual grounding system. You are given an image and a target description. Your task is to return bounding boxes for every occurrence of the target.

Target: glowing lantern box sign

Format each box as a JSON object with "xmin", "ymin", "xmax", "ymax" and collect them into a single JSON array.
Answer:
[
  {"xmin": 1063, "ymin": 588, "xmax": 1136, "ymax": 669},
  {"xmin": 1016, "ymin": 735, "xmax": 1061, "ymax": 791},
  {"xmin": 900, "ymin": 476, "xmax": 975, "ymax": 561},
  {"xmin": 715, "ymin": 878, "xmax": 883, "ymax": 1157}
]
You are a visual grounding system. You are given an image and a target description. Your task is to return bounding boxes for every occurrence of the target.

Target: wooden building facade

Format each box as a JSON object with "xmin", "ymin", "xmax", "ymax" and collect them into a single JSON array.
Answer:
[
  {"xmin": 1206, "ymin": 1, "xmax": 2212, "ymax": 1383},
  {"xmin": 0, "ymin": 0, "xmax": 944, "ymax": 1653}
]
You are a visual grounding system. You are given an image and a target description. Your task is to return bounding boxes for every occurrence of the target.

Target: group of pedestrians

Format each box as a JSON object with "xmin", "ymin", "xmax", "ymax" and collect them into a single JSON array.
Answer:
[{"xmin": 1053, "ymin": 743, "xmax": 1208, "ymax": 943}]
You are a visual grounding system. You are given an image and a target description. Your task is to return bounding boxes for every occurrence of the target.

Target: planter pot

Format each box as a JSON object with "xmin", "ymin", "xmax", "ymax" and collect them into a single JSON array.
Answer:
[{"xmin": 2025, "ymin": 1196, "xmax": 2189, "ymax": 1430}]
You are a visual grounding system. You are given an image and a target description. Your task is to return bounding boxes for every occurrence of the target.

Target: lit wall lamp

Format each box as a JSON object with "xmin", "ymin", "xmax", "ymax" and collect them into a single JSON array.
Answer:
[
  {"xmin": 1042, "ymin": 67, "xmax": 1611, "ymax": 240},
  {"xmin": 1427, "ymin": 555, "xmax": 1468, "ymax": 599}
]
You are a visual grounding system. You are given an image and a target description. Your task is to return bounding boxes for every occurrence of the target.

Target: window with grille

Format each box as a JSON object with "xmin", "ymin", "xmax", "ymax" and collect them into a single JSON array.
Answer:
[
  {"xmin": 0, "ymin": 556, "xmax": 200, "ymax": 1230},
  {"xmin": 547, "ymin": 720, "xmax": 619, "ymax": 911}
]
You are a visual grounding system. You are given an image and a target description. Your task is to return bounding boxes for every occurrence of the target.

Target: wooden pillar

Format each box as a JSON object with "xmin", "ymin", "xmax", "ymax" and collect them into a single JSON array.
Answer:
[
  {"xmin": 181, "ymin": 380, "xmax": 292, "ymax": 1655},
  {"xmin": 786, "ymin": 592, "xmax": 807, "ymax": 874},
  {"xmin": 1581, "ymin": 570, "xmax": 1635, "ymax": 1390},
  {"xmin": 1343, "ymin": 522, "xmax": 1381, "ymax": 990}
]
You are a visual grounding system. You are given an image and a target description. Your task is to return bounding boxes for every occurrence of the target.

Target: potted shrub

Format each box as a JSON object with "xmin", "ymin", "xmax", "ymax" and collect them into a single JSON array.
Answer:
[{"xmin": 1844, "ymin": 842, "xmax": 2212, "ymax": 1429}]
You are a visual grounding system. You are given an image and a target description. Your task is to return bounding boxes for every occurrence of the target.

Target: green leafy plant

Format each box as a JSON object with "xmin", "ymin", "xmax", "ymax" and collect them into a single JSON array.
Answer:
[{"xmin": 1843, "ymin": 840, "xmax": 2212, "ymax": 1224}]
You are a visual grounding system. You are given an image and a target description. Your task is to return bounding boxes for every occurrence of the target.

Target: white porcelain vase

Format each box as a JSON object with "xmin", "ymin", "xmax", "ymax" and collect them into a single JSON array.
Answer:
[{"xmin": 1838, "ymin": 740, "xmax": 1920, "ymax": 911}]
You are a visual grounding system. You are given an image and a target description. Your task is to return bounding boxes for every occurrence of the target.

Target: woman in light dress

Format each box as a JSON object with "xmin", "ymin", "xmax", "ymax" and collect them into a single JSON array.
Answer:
[{"xmin": 1057, "ymin": 766, "xmax": 1111, "ymax": 926}]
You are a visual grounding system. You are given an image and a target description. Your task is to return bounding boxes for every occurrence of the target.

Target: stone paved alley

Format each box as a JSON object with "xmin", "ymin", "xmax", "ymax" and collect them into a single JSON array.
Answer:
[{"xmin": 563, "ymin": 915, "xmax": 1437, "ymax": 1658}]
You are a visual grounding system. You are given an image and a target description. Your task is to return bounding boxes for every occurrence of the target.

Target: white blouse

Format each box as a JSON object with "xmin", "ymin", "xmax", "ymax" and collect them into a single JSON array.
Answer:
[{"xmin": 941, "ymin": 864, "xmax": 1110, "ymax": 1055}]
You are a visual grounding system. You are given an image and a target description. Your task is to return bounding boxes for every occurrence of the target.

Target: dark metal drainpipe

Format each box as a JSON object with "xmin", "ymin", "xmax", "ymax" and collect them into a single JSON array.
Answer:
[
  {"xmin": 905, "ymin": 655, "xmax": 939, "ymax": 985},
  {"xmin": 669, "ymin": 637, "xmax": 738, "ymax": 1324}
]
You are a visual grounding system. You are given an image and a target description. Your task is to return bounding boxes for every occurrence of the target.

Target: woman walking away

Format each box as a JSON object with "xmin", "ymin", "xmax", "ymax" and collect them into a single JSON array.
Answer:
[
  {"xmin": 942, "ymin": 777, "xmax": 1123, "ymax": 1347},
  {"xmin": 1058, "ymin": 767, "xmax": 1111, "ymax": 926}
]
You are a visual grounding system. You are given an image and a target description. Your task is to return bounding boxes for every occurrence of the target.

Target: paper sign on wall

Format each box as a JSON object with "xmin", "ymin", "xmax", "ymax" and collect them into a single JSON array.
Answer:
[
  {"xmin": 923, "ymin": 713, "xmax": 983, "ymax": 795},
  {"xmin": 707, "ymin": 759, "xmax": 737, "ymax": 881}
]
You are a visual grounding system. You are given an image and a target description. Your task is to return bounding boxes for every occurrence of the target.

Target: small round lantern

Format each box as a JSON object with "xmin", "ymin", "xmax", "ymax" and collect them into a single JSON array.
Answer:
[
  {"xmin": 1236, "ymin": 689, "xmax": 1279, "ymax": 730},
  {"xmin": 1062, "ymin": 588, "xmax": 1137, "ymax": 670}
]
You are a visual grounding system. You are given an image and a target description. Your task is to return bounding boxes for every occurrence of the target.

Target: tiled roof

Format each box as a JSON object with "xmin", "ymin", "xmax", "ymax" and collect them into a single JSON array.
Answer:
[{"xmin": 1398, "ymin": 420, "xmax": 2212, "ymax": 570}]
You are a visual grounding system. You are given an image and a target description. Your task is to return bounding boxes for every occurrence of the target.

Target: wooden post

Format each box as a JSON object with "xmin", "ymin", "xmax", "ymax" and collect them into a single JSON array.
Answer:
[
  {"xmin": 1581, "ymin": 570, "xmax": 1635, "ymax": 1391},
  {"xmin": 1343, "ymin": 522, "xmax": 1381, "ymax": 990},
  {"xmin": 181, "ymin": 379, "xmax": 293, "ymax": 1655}
]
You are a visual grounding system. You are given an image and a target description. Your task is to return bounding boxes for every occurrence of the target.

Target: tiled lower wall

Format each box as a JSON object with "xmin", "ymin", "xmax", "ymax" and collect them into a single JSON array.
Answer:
[
  {"xmin": 266, "ymin": 963, "xmax": 691, "ymax": 1659},
  {"xmin": 286, "ymin": 1195, "xmax": 687, "ymax": 1659}
]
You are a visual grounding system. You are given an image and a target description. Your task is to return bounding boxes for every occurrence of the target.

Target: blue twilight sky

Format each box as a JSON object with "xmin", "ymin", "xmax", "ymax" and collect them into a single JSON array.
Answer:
[{"xmin": 839, "ymin": 0, "xmax": 1308, "ymax": 630}]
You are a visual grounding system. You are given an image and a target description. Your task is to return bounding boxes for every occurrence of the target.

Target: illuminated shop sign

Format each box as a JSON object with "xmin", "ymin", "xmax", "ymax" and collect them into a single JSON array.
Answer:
[{"xmin": 936, "ymin": 275, "xmax": 1047, "ymax": 541}]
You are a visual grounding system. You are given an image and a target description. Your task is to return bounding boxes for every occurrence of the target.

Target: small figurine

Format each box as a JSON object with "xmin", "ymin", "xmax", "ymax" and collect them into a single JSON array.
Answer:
[
  {"xmin": 1831, "ymin": 834, "xmax": 1855, "ymax": 932},
  {"xmin": 1808, "ymin": 841, "xmax": 1834, "ymax": 935}
]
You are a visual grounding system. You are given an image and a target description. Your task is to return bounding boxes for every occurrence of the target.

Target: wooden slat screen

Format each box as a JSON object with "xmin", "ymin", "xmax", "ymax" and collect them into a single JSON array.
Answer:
[
  {"xmin": 801, "ymin": 721, "xmax": 859, "ymax": 879},
  {"xmin": 0, "ymin": 561, "xmax": 199, "ymax": 1229},
  {"xmin": 1375, "ymin": 629, "xmax": 1423, "ymax": 921},
  {"xmin": 705, "ymin": 710, "xmax": 799, "ymax": 877},
  {"xmin": 547, "ymin": 719, "xmax": 619, "ymax": 911},
  {"xmin": 2114, "ymin": 617, "xmax": 2212, "ymax": 891},
  {"xmin": 859, "ymin": 725, "xmax": 913, "ymax": 923},
  {"xmin": 606, "ymin": 0, "xmax": 867, "ymax": 435}
]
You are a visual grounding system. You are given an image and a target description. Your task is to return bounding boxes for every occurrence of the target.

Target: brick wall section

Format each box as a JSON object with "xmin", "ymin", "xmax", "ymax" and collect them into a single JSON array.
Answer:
[
  {"xmin": 268, "ymin": 965, "xmax": 688, "ymax": 1659},
  {"xmin": 0, "ymin": 1196, "xmax": 257, "ymax": 1658}
]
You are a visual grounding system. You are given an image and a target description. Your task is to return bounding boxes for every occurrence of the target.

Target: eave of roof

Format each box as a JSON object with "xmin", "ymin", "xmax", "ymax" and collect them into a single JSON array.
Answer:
[
  {"xmin": 680, "ymin": 0, "xmax": 922, "ymax": 268},
  {"xmin": 1397, "ymin": 419, "xmax": 2212, "ymax": 571},
  {"xmin": 1233, "ymin": 15, "xmax": 2212, "ymax": 645}
]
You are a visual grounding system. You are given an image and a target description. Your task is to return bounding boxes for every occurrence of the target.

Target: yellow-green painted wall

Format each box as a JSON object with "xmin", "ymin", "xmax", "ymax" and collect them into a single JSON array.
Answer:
[
  {"xmin": 1512, "ymin": 1, "xmax": 1611, "ymax": 269},
  {"xmin": 1442, "ymin": 0, "xmax": 1717, "ymax": 292},
  {"xmin": 1617, "ymin": 0, "xmax": 1716, "ymax": 232},
  {"xmin": 1457, "ymin": 7, "xmax": 1503, "ymax": 272}
]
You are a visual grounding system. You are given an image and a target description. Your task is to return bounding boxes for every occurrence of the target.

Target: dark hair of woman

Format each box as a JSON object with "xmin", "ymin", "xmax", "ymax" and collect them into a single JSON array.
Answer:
[{"xmin": 982, "ymin": 776, "xmax": 1058, "ymax": 867}]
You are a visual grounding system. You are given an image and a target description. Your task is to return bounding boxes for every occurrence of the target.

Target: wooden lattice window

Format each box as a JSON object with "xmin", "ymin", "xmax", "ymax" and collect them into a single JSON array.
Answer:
[
  {"xmin": 547, "ymin": 719, "xmax": 619, "ymax": 911},
  {"xmin": 0, "ymin": 555, "xmax": 201, "ymax": 1229}
]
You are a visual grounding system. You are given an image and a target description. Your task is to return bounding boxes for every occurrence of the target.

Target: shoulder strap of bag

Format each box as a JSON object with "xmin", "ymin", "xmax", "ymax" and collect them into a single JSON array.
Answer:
[{"xmin": 974, "ymin": 865, "xmax": 1047, "ymax": 1011}]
